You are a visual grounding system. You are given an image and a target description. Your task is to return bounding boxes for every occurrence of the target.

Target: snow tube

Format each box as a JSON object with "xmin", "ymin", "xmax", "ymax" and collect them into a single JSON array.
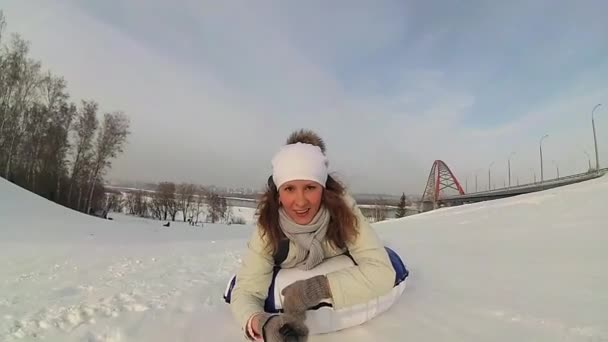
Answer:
[{"xmin": 224, "ymin": 247, "xmax": 408, "ymax": 335}]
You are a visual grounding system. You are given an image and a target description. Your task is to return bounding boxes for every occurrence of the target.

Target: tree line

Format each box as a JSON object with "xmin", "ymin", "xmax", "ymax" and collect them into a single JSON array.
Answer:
[
  {"xmin": 367, "ymin": 193, "xmax": 411, "ymax": 222},
  {"xmin": 0, "ymin": 11, "xmax": 130, "ymax": 214},
  {"xmin": 117, "ymin": 182, "xmax": 243, "ymax": 225}
]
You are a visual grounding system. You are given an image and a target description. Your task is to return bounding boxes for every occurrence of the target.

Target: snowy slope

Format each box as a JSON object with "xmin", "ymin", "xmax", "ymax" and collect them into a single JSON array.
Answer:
[{"xmin": 1, "ymin": 175, "xmax": 607, "ymax": 341}]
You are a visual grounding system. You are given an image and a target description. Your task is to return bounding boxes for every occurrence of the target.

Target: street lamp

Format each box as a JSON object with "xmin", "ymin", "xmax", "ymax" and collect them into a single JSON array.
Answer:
[
  {"xmin": 473, "ymin": 168, "xmax": 482, "ymax": 193},
  {"xmin": 508, "ymin": 151, "xmax": 516, "ymax": 187},
  {"xmin": 540, "ymin": 134, "xmax": 549, "ymax": 182},
  {"xmin": 592, "ymin": 104, "xmax": 602, "ymax": 171},
  {"xmin": 584, "ymin": 150, "xmax": 592, "ymax": 172},
  {"xmin": 530, "ymin": 168, "xmax": 537, "ymax": 183},
  {"xmin": 552, "ymin": 160, "xmax": 560, "ymax": 179},
  {"xmin": 488, "ymin": 161, "xmax": 495, "ymax": 191}
]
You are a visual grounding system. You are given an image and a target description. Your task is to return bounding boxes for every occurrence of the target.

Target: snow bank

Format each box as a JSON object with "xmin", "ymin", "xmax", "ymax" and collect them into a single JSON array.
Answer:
[{"xmin": 1, "ymin": 175, "xmax": 607, "ymax": 341}]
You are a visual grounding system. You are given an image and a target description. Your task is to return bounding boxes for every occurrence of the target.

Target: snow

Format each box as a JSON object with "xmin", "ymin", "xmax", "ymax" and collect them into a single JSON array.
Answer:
[
  {"xmin": 110, "ymin": 192, "xmax": 257, "ymax": 226},
  {"xmin": 1, "ymin": 175, "xmax": 607, "ymax": 341},
  {"xmin": 231, "ymin": 206, "xmax": 258, "ymax": 225}
]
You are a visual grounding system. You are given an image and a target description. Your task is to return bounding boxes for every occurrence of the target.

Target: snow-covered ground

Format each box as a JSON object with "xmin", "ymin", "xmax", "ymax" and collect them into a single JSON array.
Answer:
[
  {"xmin": 1, "ymin": 175, "xmax": 607, "ymax": 341},
  {"xmin": 108, "ymin": 204, "xmax": 257, "ymax": 228},
  {"xmin": 110, "ymin": 192, "xmax": 258, "ymax": 226}
]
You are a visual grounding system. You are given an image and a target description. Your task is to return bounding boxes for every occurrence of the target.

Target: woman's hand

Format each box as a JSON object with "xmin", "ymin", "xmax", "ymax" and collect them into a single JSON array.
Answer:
[
  {"xmin": 281, "ymin": 275, "xmax": 332, "ymax": 318},
  {"xmin": 254, "ymin": 313, "xmax": 309, "ymax": 342},
  {"xmin": 251, "ymin": 313, "xmax": 264, "ymax": 337}
]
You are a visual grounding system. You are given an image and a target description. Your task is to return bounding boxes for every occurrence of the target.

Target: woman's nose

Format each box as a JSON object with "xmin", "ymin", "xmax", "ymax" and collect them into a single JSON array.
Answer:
[{"xmin": 294, "ymin": 190, "xmax": 308, "ymax": 206}]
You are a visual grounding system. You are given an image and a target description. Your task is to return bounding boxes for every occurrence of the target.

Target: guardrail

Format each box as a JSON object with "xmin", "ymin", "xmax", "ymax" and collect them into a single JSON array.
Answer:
[{"xmin": 444, "ymin": 169, "xmax": 605, "ymax": 200}]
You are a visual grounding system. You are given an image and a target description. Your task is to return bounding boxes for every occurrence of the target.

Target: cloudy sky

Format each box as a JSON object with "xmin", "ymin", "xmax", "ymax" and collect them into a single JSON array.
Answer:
[{"xmin": 2, "ymin": 0, "xmax": 607, "ymax": 195}]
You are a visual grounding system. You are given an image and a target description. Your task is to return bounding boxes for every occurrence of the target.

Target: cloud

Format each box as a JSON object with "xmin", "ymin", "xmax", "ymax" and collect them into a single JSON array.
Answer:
[{"xmin": 2, "ymin": 0, "xmax": 607, "ymax": 195}]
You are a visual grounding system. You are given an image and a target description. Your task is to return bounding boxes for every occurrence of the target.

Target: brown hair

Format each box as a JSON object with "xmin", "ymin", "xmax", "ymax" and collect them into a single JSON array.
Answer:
[
  {"xmin": 286, "ymin": 129, "xmax": 327, "ymax": 154},
  {"xmin": 256, "ymin": 129, "xmax": 358, "ymax": 255},
  {"xmin": 257, "ymin": 175, "xmax": 359, "ymax": 255}
]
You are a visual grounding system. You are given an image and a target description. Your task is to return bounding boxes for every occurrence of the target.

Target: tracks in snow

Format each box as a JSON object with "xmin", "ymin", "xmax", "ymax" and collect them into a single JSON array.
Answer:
[{"xmin": 0, "ymin": 242, "xmax": 243, "ymax": 341}]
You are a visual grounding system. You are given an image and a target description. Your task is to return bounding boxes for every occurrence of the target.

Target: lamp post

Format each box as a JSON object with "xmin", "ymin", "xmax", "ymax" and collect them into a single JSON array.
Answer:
[
  {"xmin": 592, "ymin": 104, "xmax": 601, "ymax": 171},
  {"xmin": 530, "ymin": 168, "xmax": 537, "ymax": 183},
  {"xmin": 584, "ymin": 150, "xmax": 592, "ymax": 172},
  {"xmin": 508, "ymin": 151, "xmax": 516, "ymax": 187},
  {"xmin": 488, "ymin": 161, "xmax": 494, "ymax": 191},
  {"xmin": 540, "ymin": 134, "xmax": 549, "ymax": 182},
  {"xmin": 552, "ymin": 160, "xmax": 560, "ymax": 179}
]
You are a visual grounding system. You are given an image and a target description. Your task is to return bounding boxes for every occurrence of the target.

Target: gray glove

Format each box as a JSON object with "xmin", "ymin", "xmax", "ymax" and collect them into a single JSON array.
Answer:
[
  {"xmin": 256, "ymin": 313, "xmax": 309, "ymax": 342},
  {"xmin": 281, "ymin": 275, "xmax": 332, "ymax": 318}
]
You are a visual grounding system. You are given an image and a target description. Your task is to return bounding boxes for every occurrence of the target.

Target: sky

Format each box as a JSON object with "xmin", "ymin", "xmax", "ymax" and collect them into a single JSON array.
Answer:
[{"xmin": 2, "ymin": 0, "xmax": 607, "ymax": 195}]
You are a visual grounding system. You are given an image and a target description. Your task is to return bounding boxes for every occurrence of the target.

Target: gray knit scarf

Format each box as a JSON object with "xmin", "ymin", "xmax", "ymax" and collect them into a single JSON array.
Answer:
[{"xmin": 279, "ymin": 205, "xmax": 330, "ymax": 270}]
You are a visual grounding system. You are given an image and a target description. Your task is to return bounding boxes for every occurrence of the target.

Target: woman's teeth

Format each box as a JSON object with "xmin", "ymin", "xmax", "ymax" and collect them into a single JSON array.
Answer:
[{"xmin": 295, "ymin": 209, "xmax": 309, "ymax": 216}]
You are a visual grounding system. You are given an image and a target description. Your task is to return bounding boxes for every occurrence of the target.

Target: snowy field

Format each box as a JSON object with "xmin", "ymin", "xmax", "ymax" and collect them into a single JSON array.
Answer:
[
  {"xmin": 108, "ymin": 203, "xmax": 258, "ymax": 228},
  {"xmin": 1, "ymin": 175, "xmax": 607, "ymax": 341}
]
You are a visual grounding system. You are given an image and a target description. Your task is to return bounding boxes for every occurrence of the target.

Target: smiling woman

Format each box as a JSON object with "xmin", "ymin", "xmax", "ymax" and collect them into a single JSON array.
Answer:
[
  {"xmin": 278, "ymin": 180, "xmax": 323, "ymax": 225},
  {"xmin": 224, "ymin": 130, "xmax": 408, "ymax": 342}
]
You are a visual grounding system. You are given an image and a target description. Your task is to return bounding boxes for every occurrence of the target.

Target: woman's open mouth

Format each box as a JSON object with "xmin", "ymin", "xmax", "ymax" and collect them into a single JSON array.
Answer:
[{"xmin": 294, "ymin": 208, "xmax": 310, "ymax": 217}]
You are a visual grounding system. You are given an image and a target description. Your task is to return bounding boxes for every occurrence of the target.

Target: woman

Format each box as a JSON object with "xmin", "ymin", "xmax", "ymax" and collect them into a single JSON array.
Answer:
[{"xmin": 230, "ymin": 130, "xmax": 395, "ymax": 342}]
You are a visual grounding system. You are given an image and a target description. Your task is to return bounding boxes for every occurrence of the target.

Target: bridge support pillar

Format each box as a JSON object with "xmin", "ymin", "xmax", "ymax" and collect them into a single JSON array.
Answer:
[{"xmin": 421, "ymin": 201, "xmax": 436, "ymax": 212}]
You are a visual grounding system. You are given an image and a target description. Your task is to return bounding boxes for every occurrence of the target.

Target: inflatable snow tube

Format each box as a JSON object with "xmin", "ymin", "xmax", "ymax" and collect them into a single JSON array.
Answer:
[{"xmin": 224, "ymin": 247, "xmax": 409, "ymax": 335}]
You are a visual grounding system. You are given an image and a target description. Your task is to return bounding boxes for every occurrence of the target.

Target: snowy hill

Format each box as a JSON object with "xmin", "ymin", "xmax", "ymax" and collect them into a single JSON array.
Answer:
[{"xmin": 1, "ymin": 175, "xmax": 607, "ymax": 341}]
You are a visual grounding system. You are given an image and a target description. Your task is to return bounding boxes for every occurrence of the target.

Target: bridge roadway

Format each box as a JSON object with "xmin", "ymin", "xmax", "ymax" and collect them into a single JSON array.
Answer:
[
  {"xmin": 437, "ymin": 169, "xmax": 607, "ymax": 207},
  {"xmin": 107, "ymin": 169, "xmax": 606, "ymax": 215}
]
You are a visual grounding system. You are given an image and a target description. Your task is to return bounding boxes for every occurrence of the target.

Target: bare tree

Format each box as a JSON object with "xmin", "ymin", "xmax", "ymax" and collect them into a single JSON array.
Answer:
[
  {"xmin": 190, "ymin": 186, "xmax": 206, "ymax": 225},
  {"xmin": 155, "ymin": 182, "xmax": 177, "ymax": 221},
  {"xmin": 221, "ymin": 197, "xmax": 233, "ymax": 223},
  {"xmin": 207, "ymin": 192, "xmax": 219, "ymax": 223},
  {"xmin": 0, "ymin": 11, "xmax": 130, "ymax": 213},
  {"xmin": 207, "ymin": 191, "xmax": 228, "ymax": 223},
  {"xmin": 7, "ymin": 72, "xmax": 73, "ymax": 199},
  {"xmin": 125, "ymin": 191, "xmax": 138, "ymax": 215},
  {"xmin": 41, "ymin": 97, "xmax": 75, "ymax": 203},
  {"xmin": 104, "ymin": 191, "xmax": 124, "ymax": 214},
  {"xmin": 0, "ymin": 26, "xmax": 74, "ymax": 203},
  {"xmin": 149, "ymin": 192, "xmax": 164, "ymax": 220},
  {"xmin": 372, "ymin": 197, "xmax": 388, "ymax": 222},
  {"xmin": 177, "ymin": 183, "xmax": 196, "ymax": 222},
  {"xmin": 0, "ymin": 34, "xmax": 42, "ymax": 179},
  {"xmin": 85, "ymin": 112, "xmax": 130, "ymax": 214},
  {"xmin": 76, "ymin": 161, "xmax": 92, "ymax": 211},
  {"xmin": 125, "ymin": 190, "xmax": 148, "ymax": 217},
  {"xmin": 67, "ymin": 100, "xmax": 98, "ymax": 207},
  {"xmin": 167, "ymin": 199, "xmax": 179, "ymax": 221},
  {"xmin": 0, "ymin": 11, "xmax": 6, "ymax": 44}
]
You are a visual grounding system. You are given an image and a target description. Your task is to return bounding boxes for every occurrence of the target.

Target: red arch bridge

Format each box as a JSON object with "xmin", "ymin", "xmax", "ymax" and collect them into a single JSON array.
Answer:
[{"xmin": 420, "ymin": 160, "xmax": 606, "ymax": 212}]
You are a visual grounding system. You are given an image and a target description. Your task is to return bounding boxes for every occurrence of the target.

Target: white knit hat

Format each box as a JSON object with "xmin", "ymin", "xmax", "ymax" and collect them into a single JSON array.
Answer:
[{"xmin": 271, "ymin": 143, "xmax": 329, "ymax": 189}]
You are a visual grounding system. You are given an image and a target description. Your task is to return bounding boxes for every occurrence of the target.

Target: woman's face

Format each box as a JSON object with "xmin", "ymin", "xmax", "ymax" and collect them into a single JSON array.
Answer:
[{"xmin": 278, "ymin": 180, "xmax": 324, "ymax": 225}]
